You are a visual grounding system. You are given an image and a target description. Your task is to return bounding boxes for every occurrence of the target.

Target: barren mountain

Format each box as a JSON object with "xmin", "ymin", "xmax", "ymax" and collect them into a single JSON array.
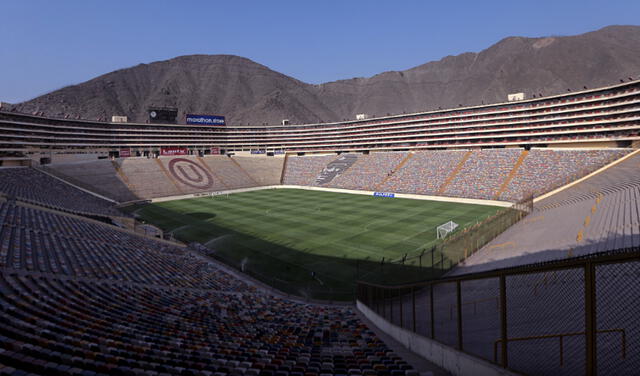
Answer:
[
  {"xmin": 12, "ymin": 25, "xmax": 640, "ymax": 125},
  {"xmin": 12, "ymin": 55, "xmax": 338, "ymax": 125}
]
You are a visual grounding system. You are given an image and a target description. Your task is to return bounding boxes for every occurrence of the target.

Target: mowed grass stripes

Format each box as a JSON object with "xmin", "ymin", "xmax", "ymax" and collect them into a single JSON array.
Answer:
[{"xmin": 134, "ymin": 188, "xmax": 500, "ymax": 299}]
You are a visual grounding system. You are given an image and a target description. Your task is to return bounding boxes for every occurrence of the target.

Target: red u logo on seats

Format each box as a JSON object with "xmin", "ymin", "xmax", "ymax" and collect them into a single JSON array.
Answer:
[
  {"xmin": 177, "ymin": 165, "xmax": 204, "ymax": 183},
  {"xmin": 168, "ymin": 158, "xmax": 213, "ymax": 189}
]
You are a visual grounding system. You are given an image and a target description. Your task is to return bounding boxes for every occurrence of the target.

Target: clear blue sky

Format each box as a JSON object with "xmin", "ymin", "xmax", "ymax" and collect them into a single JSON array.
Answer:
[{"xmin": 1, "ymin": 0, "xmax": 639, "ymax": 103}]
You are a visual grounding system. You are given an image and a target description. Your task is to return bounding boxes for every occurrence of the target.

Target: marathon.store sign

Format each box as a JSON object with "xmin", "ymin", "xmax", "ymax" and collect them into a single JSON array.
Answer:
[
  {"xmin": 160, "ymin": 147, "xmax": 188, "ymax": 156},
  {"xmin": 186, "ymin": 114, "xmax": 226, "ymax": 126}
]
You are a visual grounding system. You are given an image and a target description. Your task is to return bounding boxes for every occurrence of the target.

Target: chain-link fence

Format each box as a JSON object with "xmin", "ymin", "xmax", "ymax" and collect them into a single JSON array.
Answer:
[
  {"xmin": 595, "ymin": 260, "xmax": 638, "ymax": 375},
  {"xmin": 357, "ymin": 195, "xmax": 533, "ymax": 287},
  {"xmin": 357, "ymin": 249, "xmax": 640, "ymax": 376}
]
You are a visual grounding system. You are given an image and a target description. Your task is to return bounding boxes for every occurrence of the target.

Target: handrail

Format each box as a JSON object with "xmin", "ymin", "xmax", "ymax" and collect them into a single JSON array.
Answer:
[{"xmin": 493, "ymin": 329, "xmax": 626, "ymax": 366}]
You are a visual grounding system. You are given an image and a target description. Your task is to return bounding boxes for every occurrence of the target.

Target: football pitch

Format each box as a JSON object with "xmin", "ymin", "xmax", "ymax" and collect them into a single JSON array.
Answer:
[{"xmin": 131, "ymin": 188, "xmax": 500, "ymax": 299}]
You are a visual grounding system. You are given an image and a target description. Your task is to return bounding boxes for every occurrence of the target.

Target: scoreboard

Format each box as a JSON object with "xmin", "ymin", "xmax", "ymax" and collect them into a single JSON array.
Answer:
[{"xmin": 148, "ymin": 107, "xmax": 178, "ymax": 124}]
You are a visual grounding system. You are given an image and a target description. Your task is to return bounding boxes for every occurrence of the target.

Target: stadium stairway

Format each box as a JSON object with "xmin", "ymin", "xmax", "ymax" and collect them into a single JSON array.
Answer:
[
  {"xmin": 230, "ymin": 157, "xmax": 259, "ymax": 186},
  {"xmin": 232, "ymin": 156, "xmax": 284, "ymax": 186},
  {"xmin": 375, "ymin": 152, "xmax": 413, "ymax": 191},
  {"xmin": 196, "ymin": 156, "xmax": 230, "ymax": 190},
  {"xmin": 449, "ymin": 149, "xmax": 640, "ymax": 276},
  {"xmin": 111, "ymin": 160, "xmax": 131, "ymax": 186},
  {"xmin": 493, "ymin": 150, "xmax": 529, "ymax": 200},
  {"xmin": 534, "ymin": 149, "xmax": 640, "ymax": 210},
  {"xmin": 280, "ymin": 154, "xmax": 289, "ymax": 184},
  {"xmin": 200, "ymin": 156, "xmax": 257, "ymax": 188},
  {"xmin": 38, "ymin": 164, "xmax": 127, "ymax": 203},
  {"xmin": 282, "ymin": 154, "xmax": 337, "ymax": 186},
  {"xmin": 437, "ymin": 150, "xmax": 472, "ymax": 194},
  {"xmin": 154, "ymin": 158, "xmax": 186, "ymax": 195},
  {"xmin": 119, "ymin": 159, "xmax": 181, "ymax": 198}
]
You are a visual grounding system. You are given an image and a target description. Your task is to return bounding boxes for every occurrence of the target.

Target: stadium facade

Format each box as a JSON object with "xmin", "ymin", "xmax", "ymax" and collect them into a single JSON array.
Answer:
[{"xmin": 0, "ymin": 79, "xmax": 639, "ymax": 162}]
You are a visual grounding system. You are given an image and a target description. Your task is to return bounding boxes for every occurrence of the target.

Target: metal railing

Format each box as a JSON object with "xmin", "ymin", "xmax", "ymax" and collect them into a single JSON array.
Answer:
[
  {"xmin": 357, "ymin": 248, "xmax": 640, "ymax": 375},
  {"xmin": 493, "ymin": 329, "xmax": 626, "ymax": 367}
]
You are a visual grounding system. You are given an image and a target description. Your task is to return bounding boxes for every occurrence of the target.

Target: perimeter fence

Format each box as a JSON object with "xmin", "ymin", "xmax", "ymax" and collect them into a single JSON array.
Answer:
[
  {"xmin": 357, "ymin": 248, "xmax": 640, "ymax": 376},
  {"xmin": 357, "ymin": 196, "xmax": 533, "ymax": 286}
]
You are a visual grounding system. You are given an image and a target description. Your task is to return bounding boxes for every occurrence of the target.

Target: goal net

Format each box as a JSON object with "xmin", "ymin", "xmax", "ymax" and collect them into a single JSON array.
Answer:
[{"xmin": 437, "ymin": 221, "xmax": 459, "ymax": 239}]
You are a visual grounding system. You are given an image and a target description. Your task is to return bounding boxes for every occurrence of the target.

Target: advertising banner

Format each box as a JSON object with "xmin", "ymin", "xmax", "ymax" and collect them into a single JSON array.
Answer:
[
  {"xmin": 210, "ymin": 147, "xmax": 220, "ymax": 155},
  {"xmin": 373, "ymin": 192, "xmax": 395, "ymax": 198},
  {"xmin": 160, "ymin": 147, "xmax": 188, "ymax": 156},
  {"xmin": 119, "ymin": 149, "xmax": 131, "ymax": 158},
  {"xmin": 186, "ymin": 114, "xmax": 226, "ymax": 126}
]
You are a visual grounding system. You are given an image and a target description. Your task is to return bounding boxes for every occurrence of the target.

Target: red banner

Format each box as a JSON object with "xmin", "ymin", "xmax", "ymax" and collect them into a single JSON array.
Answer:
[
  {"xmin": 160, "ymin": 147, "xmax": 188, "ymax": 156},
  {"xmin": 210, "ymin": 147, "xmax": 220, "ymax": 155},
  {"xmin": 119, "ymin": 149, "xmax": 131, "ymax": 158}
]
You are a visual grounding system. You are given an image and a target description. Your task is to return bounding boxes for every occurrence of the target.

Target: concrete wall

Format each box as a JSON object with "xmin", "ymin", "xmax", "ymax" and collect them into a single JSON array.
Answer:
[
  {"xmin": 549, "ymin": 141, "xmax": 619, "ymax": 149},
  {"xmin": 26, "ymin": 151, "xmax": 110, "ymax": 165},
  {"xmin": 356, "ymin": 301, "xmax": 520, "ymax": 376},
  {"xmin": 0, "ymin": 159, "xmax": 31, "ymax": 167}
]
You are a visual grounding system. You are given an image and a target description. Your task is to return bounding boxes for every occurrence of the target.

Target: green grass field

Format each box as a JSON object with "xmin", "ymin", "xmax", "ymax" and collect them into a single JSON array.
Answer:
[{"xmin": 131, "ymin": 188, "xmax": 500, "ymax": 299}]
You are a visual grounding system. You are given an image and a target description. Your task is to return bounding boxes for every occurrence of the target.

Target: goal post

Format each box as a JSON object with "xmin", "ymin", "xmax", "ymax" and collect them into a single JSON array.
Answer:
[{"xmin": 437, "ymin": 220, "xmax": 459, "ymax": 239}]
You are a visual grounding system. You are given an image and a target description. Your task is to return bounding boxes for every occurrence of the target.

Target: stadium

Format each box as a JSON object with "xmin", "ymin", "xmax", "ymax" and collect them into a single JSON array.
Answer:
[{"xmin": 0, "ymin": 70, "xmax": 639, "ymax": 376}]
